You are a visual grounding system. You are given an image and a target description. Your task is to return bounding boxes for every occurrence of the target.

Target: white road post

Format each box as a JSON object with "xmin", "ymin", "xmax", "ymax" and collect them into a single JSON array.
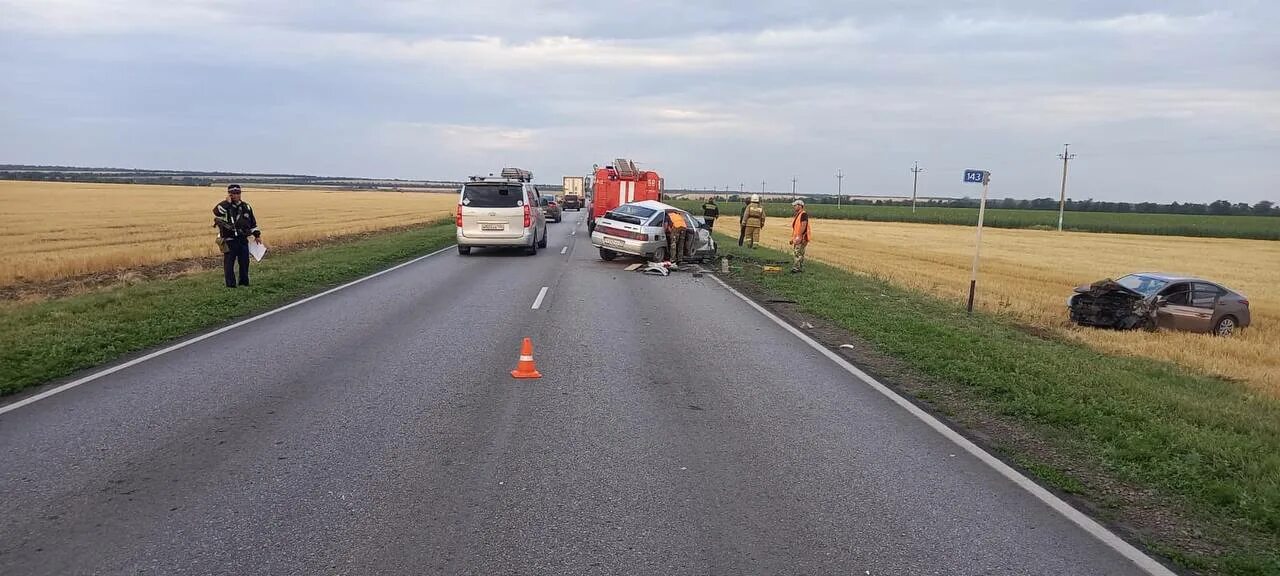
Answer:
[{"xmin": 964, "ymin": 170, "xmax": 991, "ymax": 314}]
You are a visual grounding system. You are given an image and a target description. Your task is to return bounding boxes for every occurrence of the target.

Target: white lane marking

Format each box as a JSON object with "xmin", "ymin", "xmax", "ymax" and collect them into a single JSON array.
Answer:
[
  {"xmin": 0, "ymin": 244, "xmax": 458, "ymax": 418},
  {"xmin": 707, "ymin": 274, "xmax": 1177, "ymax": 576},
  {"xmin": 531, "ymin": 286, "xmax": 549, "ymax": 310},
  {"xmin": 560, "ymin": 247, "xmax": 568, "ymax": 255},
  {"xmin": 570, "ymin": 231, "xmax": 576, "ymax": 236}
]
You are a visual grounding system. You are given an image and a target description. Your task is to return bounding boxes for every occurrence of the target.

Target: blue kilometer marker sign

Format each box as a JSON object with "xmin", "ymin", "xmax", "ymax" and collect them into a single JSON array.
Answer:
[{"xmin": 963, "ymin": 170, "xmax": 988, "ymax": 183}]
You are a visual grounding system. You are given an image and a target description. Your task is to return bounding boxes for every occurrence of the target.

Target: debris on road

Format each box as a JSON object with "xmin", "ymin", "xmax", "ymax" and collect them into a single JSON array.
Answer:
[{"xmin": 642, "ymin": 262, "xmax": 672, "ymax": 276}]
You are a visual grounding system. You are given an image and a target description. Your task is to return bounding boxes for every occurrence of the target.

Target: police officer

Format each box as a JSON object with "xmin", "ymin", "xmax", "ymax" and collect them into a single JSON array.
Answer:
[
  {"xmin": 213, "ymin": 184, "xmax": 262, "ymax": 288},
  {"xmin": 701, "ymin": 198, "xmax": 719, "ymax": 231}
]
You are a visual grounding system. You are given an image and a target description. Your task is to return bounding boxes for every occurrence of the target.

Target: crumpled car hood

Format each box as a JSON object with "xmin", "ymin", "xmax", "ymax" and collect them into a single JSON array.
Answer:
[
  {"xmin": 1073, "ymin": 279, "xmax": 1145, "ymax": 299},
  {"xmin": 1068, "ymin": 278, "xmax": 1158, "ymax": 330}
]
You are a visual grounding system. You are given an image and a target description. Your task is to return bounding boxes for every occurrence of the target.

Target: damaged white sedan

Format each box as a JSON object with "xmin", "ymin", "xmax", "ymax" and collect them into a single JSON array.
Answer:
[{"xmin": 591, "ymin": 200, "xmax": 717, "ymax": 263}]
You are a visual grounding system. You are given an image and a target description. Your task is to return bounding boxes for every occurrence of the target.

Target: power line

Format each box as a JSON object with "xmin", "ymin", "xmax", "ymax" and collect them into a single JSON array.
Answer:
[
  {"xmin": 910, "ymin": 161, "xmax": 924, "ymax": 213},
  {"xmin": 836, "ymin": 169, "xmax": 844, "ymax": 208},
  {"xmin": 1057, "ymin": 143, "xmax": 1077, "ymax": 232}
]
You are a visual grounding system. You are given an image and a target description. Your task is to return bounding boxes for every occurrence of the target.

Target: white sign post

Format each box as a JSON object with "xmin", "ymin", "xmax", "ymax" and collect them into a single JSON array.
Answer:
[{"xmin": 963, "ymin": 170, "xmax": 991, "ymax": 314}]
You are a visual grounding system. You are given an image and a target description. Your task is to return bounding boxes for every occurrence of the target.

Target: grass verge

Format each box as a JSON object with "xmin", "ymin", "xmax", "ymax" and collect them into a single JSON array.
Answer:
[
  {"xmin": 715, "ymin": 239, "xmax": 1280, "ymax": 575},
  {"xmin": 0, "ymin": 222, "xmax": 456, "ymax": 397}
]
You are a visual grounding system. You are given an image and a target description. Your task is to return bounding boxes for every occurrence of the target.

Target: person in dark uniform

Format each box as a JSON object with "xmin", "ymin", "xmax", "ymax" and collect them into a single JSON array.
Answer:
[
  {"xmin": 701, "ymin": 198, "xmax": 720, "ymax": 231},
  {"xmin": 213, "ymin": 184, "xmax": 262, "ymax": 288}
]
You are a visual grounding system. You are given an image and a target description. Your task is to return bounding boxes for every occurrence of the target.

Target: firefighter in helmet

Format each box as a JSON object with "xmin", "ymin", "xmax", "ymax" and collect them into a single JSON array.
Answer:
[
  {"xmin": 741, "ymin": 194, "xmax": 766, "ymax": 249},
  {"xmin": 701, "ymin": 198, "xmax": 719, "ymax": 231}
]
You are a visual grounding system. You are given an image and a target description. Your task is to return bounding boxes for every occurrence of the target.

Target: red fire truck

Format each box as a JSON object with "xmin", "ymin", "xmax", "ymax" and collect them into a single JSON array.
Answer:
[{"xmin": 588, "ymin": 159, "xmax": 663, "ymax": 233}]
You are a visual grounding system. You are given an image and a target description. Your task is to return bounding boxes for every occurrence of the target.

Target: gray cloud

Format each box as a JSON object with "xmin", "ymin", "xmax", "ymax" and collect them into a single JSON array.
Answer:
[{"xmin": 1, "ymin": 0, "xmax": 1277, "ymax": 202}]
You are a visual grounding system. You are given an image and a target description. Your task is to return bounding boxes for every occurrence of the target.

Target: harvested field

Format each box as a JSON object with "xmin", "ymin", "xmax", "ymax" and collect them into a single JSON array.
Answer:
[
  {"xmin": 0, "ymin": 181, "xmax": 456, "ymax": 286},
  {"xmin": 746, "ymin": 219, "xmax": 1280, "ymax": 394}
]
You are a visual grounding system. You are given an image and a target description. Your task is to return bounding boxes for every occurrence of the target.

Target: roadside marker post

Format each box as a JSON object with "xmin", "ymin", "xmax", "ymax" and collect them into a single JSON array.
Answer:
[{"xmin": 963, "ymin": 169, "xmax": 991, "ymax": 314}]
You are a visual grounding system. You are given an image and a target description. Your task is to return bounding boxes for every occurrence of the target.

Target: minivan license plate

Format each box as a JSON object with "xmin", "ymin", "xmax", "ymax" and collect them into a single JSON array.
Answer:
[{"xmin": 481, "ymin": 223, "xmax": 504, "ymax": 231}]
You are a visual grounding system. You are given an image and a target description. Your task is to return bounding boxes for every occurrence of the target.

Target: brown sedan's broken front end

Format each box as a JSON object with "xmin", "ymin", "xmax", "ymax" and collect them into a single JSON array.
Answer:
[{"xmin": 1068, "ymin": 279, "xmax": 1159, "ymax": 330}]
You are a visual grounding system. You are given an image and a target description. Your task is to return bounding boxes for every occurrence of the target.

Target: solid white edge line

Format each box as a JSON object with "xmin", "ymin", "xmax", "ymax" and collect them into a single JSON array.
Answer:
[
  {"xmin": 531, "ymin": 286, "xmax": 549, "ymax": 310},
  {"xmin": 706, "ymin": 273, "xmax": 1176, "ymax": 576},
  {"xmin": 0, "ymin": 244, "xmax": 458, "ymax": 418},
  {"xmin": 560, "ymin": 246, "xmax": 568, "ymax": 255}
]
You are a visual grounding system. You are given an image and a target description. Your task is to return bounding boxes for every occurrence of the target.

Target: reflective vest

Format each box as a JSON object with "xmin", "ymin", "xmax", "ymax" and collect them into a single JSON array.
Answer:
[
  {"xmin": 792, "ymin": 209, "xmax": 811, "ymax": 244},
  {"xmin": 668, "ymin": 211, "xmax": 688, "ymax": 230}
]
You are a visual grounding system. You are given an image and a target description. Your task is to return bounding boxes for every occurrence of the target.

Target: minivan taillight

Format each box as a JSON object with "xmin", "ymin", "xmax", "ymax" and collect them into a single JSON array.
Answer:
[
  {"xmin": 455, "ymin": 204, "xmax": 463, "ymax": 227},
  {"xmin": 523, "ymin": 204, "xmax": 532, "ymax": 228}
]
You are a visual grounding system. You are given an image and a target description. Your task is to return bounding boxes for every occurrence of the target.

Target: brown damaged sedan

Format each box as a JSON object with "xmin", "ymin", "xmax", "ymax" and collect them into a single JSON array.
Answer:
[{"xmin": 1067, "ymin": 272, "xmax": 1251, "ymax": 336}]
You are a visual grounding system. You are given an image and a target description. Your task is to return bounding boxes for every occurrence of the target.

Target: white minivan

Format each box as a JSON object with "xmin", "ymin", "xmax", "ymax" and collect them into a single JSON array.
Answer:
[{"xmin": 456, "ymin": 170, "xmax": 548, "ymax": 255}]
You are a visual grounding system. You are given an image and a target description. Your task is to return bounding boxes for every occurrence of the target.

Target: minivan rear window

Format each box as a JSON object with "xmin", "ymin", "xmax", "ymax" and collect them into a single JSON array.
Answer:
[{"xmin": 462, "ymin": 184, "xmax": 524, "ymax": 208}]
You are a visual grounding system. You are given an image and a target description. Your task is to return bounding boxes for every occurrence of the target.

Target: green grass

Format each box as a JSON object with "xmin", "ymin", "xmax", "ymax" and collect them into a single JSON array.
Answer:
[
  {"xmin": 672, "ymin": 201, "xmax": 1280, "ymax": 240},
  {"xmin": 717, "ymin": 239, "xmax": 1280, "ymax": 575},
  {"xmin": 0, "ymin": 222, "xmax": 457, "ymax": 397}
]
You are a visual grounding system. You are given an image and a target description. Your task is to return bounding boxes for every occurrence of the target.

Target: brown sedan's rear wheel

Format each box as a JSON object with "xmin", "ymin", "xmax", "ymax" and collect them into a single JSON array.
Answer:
[{"xmin": 1214, "ymin": 315, "xmax": 1238, "ymax": 337}]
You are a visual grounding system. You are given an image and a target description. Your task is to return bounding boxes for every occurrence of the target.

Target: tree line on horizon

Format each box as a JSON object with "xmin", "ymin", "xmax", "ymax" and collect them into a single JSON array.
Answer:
[{"xmin": 705, "ymin": 194, "xmax": 1279, "ymax": 217}]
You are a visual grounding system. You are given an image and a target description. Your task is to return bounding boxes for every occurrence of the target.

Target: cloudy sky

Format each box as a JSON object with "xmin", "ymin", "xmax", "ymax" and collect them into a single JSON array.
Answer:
[{"xmin": 2, "ymin": 0, "xmax": 1277, "ymax": 203}]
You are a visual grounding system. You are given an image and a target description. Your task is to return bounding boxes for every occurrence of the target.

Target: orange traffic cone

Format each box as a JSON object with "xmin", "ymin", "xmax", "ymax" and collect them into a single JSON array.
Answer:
[{"xmin": 510, "ymin": 337, "xmax": 542, "ymax": 379}]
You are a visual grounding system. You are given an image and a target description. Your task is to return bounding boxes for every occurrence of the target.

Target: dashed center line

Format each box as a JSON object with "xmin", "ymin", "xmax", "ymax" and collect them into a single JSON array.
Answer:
[
  {"xmin": 560, "ymin": 247, "xmax": 568, "ymax": 255},
  {"xmin": 531, "ymin": 286, "xmax": 549, "ymax": 310}
]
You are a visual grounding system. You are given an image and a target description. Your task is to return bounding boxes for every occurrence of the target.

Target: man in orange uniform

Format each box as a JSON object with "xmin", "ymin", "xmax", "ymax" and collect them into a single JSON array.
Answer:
[
  {"xmin": 789, "ymin": 199, "xmax": 811, "ymax": 273},
  {"xmin": 665, "ymin": 209, "xmax": 691, "ymax": 263}
]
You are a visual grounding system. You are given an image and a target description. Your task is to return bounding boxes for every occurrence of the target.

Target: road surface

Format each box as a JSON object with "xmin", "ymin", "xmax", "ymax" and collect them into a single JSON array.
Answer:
[{"xmin": 0, "ymin": 214, "xmax": 1160, "ymax": 575}]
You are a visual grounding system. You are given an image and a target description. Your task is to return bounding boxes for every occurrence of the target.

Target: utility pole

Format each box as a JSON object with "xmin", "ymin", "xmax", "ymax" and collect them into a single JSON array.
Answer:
[
  {"xmin": 761, "ymin": 179, "xmax": 766, "ymax": 194},
  {"xmin": 910, "ymin": 161, "xmax": 924, "ymax": 213},
  {"xmin": 791, "ymin": 176, "xmax": 798, "ymax": 202},
  {"xmin": 1057, "ymin": 143, "xmax": 1076, "ymax": 232},
  {"xmin": 836, "ymin": 169, "xmax": 844, "ymax": 208}
]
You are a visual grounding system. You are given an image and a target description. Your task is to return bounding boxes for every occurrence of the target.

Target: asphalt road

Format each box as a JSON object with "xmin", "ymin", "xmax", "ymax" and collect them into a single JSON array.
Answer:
[{"xmin": 0, "ymin": 213, "xmax": 1159, "ymax": 575}]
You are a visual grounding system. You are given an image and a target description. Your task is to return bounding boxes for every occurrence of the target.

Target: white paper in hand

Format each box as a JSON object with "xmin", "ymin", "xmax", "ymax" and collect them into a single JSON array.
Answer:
[{"xmin": 248, "ymin": 240, "xmax": 266, "ymax": 262}]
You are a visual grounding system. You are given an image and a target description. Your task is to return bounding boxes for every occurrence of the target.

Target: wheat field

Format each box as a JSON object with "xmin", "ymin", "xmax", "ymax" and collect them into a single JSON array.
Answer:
[
  {"xmin": 0, "ymin": 181, "xmax": 457, "ymax": 286},
  {"xmin": 749, "ymin": 219, "xmax": 1280, "ymax": 394}
]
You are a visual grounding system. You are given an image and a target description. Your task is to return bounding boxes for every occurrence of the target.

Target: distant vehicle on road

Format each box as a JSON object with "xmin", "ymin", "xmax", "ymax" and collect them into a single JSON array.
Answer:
[
  {"xmin": 591, "ymin": 200, "xmax": 716, "ymax": 263},
  {"xmin": 1067, "ymin": 272, "xmax": 1250, "ymax": 336},
  {"xmin": 588, "ymin": 159, "xmax": 662, "ymax": 233},
  {"xmin": 562, "ymin": 176, "xmax": 584, "ymax": 211},
  {"xmin": 539, "ymin": 196, "xmax": 562, "ymax": 223},
  {"xmin": 456, "ymin": 168, "xmax": 548, "ymax": 256}
]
